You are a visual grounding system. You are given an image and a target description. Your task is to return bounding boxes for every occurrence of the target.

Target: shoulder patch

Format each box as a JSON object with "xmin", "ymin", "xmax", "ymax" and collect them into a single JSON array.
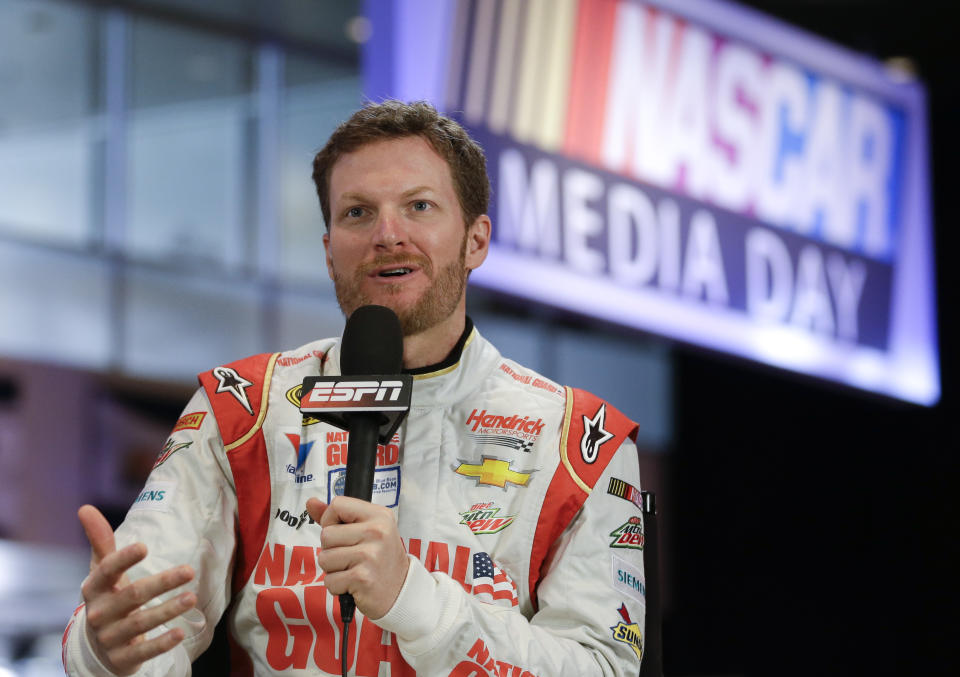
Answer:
[
  {"xmin": 560, "ymin": 387, "xmax": 638, "ymax": 493},
  {"xmin": 198, "ymin": 352, "xmax": 278, "ymax": 450}
]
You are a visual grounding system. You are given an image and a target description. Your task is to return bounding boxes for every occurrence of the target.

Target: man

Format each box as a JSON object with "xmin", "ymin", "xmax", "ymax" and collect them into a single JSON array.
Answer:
[{"xmin": 63, "ymin": 101, "xmax": 646, "ymax": 676}]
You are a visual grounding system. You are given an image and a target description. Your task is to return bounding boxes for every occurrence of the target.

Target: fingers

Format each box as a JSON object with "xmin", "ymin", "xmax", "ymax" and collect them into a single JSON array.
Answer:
[
  {"xmin": 86, "ymin": 565, "xmax": 195, "ymax": 628},
  {"xmin": 320, "ymin": 519, "xmax": 393, "ymax": 550},
  {"xmin": 95, "ymin": 591, "xmax": 197, "ymax": 647},
  {"xmin": 79, "ymin": 505, "xmax": 117, "ymax": 567},
  {"xmin": 305, "ymin": 497, "xmax": 328, "ymax": 525},
  {"xmin": 82, "ymin": 543, "xmax": 147, "ymax": 600},
  {"xmin": 100, "ymin": 626, "xmax": 187, "ymax": 675},
  {"xmin": 317, "ymin": 496, "xmax": 389, "ymax": 528}
]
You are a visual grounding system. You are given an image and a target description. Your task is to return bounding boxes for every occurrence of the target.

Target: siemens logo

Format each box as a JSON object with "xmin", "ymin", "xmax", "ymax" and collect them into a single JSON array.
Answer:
[
  {"xmin": 610, "ymin": 553, "xmax": 646, "ymax": 606},
  {"xmin": 129, "ymin": 481, "xmax": 177, "ymax": 514}
]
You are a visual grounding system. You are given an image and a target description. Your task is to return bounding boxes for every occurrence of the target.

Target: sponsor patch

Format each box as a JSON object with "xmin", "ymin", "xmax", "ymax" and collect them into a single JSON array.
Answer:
[
  {"xmin": 281, "ymin": 432, "xmax": 316, "ymax": 484},
  {"xmin": 274, "ymin": 507, "xmax": 315, "ymax": 530},
  {"xmin": 285, "ymin": 384, "xmax": 321, "ymax": 426},
  {"xmin": 324, "ymin": 430, "xmax": 401, "ymax": 467},
  {"xmin": 611, "ymin": 603, "xmax": 644, "ymax": 662},
  {"xmin": 580, "ymin": 403, "xmax": 615, "ymax": 463},
  {"xmin": 468, "ymin": 433, "xmax": 535, "ymax": 452},
  {"xmin": 212, "ymin": 366, "xmax": 254, "ymax": 415},
  {"xmin": 466, "ymin": 409, "xmax": 543, "ymax": 442},
  {"xmin": 609, "ymin": 515, "xmax": 645, "ymax": 549},
  {"xmin": 153, "ymin": 438, "xmax": 192, "ymax": 469},
  {"xmin": 129, "ymin": 481, "xmax": 177, "ymax": 513},
  {"xmin": 459, "ymin": 502, "xmax": 517, "ymax": 534},
  {"xmin": 611, "ymin": 554, "xmax": 646, "ymax": 606},
  {"xmin": 453, "ymin": 456, "xmax": 534, "ymax": 490},
  {"xmin": 607, "ymin": 477, "xmax": 645, "ymax": 511},
  {"xmin": 275, "ymin": 350, "xmax": 324, "ymax": 367},
  {"xmin": 327, "ymin": 466, "xmax": 400, "ymax": 507},
  {"xmin": 171, "ymin": 411, "xmax": 206, "ymax": 432},
  {"xmin": 499, "ymin": 362, "xmax": 561, "ymax": 396}
]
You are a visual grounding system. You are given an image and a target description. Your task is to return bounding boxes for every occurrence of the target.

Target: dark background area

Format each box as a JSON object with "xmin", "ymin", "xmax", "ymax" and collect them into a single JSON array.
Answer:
[{"xmin": 666, "ymin": 2, "xmax": 957, "ymax": 674}]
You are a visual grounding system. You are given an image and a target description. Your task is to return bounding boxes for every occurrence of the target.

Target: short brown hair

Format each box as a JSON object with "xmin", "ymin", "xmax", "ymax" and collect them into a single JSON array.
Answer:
[{"xmin": 312, "ymin": 100, "xmax": 490, "ymax": 230}]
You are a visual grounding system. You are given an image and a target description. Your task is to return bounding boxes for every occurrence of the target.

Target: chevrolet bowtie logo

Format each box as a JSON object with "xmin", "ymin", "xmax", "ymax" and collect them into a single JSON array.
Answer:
[{"xmin": 453, "ymin": 457, "xmax": 534, "ymax": 489}]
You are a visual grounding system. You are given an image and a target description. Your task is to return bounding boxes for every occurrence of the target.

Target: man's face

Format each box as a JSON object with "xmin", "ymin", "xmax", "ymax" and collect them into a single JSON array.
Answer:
[{"xmin": 323, "ymin": 135, "xmax": 489, "ymax": 336}]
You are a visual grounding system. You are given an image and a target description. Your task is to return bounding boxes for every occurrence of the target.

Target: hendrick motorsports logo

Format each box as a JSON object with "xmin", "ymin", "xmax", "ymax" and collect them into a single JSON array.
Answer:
[
  {"xmin": 465, "ymin": 409, "xmax": 544, "ymax": 453},
  {"xmin": 459, "ymin": 502, "xmax": 517, "ymax": 534}
]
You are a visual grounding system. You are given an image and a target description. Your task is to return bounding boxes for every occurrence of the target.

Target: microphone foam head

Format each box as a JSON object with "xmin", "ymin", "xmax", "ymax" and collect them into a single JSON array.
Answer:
[{"xmin": 340, "ymin": 305, "xmax": 403, "ymax": 375}]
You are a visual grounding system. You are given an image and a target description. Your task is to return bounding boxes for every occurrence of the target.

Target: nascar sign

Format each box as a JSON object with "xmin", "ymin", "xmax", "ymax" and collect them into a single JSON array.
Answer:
[{"xmin": 363, "ymin": 0, "xmax": 938, "ymax": 405}]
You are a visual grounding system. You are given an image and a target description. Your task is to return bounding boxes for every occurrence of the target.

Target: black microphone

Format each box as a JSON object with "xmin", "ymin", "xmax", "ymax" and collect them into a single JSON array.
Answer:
[{"xmin": 337, "ymin": 305, "xmax": 404, "ymax": 623}]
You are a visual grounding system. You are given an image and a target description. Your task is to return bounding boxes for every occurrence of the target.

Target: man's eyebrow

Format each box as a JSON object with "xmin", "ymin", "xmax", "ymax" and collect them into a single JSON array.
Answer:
[
  {"xmin": 336, "ymin": 186, "xmax": 437, "ymax": 204},
  {"xmin": 400, "ymin": 186, "xmax": 436, "ymax": 199}
]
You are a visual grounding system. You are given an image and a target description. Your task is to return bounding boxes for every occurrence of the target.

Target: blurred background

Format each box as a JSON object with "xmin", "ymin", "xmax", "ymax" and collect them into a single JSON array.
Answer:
[{"xmin": 0, "ymin": 0, "xmax": 954, "ymax": 675}]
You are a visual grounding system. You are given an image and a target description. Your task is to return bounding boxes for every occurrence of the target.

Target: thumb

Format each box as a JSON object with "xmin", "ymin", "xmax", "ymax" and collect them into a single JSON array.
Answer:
[
  {"xmin": 78, "ymin": 504, "xmax": 116, "ymax": 568},
  {"xmin": 305, "ymin": 497, "xmax": 329, "ymax": 525}
]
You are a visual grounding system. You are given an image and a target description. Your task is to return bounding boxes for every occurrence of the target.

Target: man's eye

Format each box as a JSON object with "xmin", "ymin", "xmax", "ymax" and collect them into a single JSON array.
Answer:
[
  {"xmin": 412, "ymin": 200, "xmax": 430, "ymax": 212},
  {"xmin": 346, "ymin": 207, "xmax": 364, "ymax": 218}
]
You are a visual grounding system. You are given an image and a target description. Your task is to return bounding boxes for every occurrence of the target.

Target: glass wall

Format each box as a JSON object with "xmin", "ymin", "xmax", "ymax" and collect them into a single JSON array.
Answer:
[
  {"xmin": 0, "ymin": 0, "xmax": 363, "ymax": 379},
  {"xmin": 0, "ymin": 0, "xmax": 98, "ymax": 247}
]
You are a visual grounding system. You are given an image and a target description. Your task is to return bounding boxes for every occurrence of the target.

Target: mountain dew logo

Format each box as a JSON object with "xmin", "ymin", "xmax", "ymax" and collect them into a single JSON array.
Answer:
[
  {"xmin": 611, "ymin": 603, "xmax": 643, "ymax": 661},
  {"xmin": 609, "ymin": 515, "xmax": 645, "ymax": 549},
  {"xmin": 459, "ymin": 502, "xmax": 517, "ymax": 535}
]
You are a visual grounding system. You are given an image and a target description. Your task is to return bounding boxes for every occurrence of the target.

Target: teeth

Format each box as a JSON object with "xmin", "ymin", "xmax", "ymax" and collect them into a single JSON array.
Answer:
[{"xmin": 380, "ymin": 268, "xmax": 411, "ymax": 277}]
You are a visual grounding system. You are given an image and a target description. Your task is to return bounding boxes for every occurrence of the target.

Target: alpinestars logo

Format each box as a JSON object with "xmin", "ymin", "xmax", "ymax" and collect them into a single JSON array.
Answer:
[
  {"xmin": 581, "ymin": 403, "xmax": 614, "ymax": 463},
  {"xmin": 213, "ymin": 366, "xmax": 254, "ymax": 415}
]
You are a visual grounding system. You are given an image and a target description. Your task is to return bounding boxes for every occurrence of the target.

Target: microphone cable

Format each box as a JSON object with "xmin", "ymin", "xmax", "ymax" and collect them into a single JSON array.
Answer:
[{"xmin": 340, "ymin": 596, "xmax": 354, "ymax": 677}]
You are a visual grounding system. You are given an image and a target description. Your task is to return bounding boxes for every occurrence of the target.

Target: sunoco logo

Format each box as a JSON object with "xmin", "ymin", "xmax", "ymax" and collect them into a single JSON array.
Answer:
[{"xmin": 611, "ymin": 603, "xmax": 644, "ymax": 661}]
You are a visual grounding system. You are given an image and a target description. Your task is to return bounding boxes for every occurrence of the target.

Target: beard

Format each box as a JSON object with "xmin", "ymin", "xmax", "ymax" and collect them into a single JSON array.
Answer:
[{"xmin": 332, "ymin": 234, "xmax": 469, "ymax": 337}]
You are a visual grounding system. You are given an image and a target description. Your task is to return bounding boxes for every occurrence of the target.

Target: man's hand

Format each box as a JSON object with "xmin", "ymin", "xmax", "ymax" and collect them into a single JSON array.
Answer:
[
  {"xmin": 308, "ymin": 497, "xmax": 409, "ymax": 620},
  {"xmin": 77, "ymin": 505, "xmax": 197, "ymax": 676}
]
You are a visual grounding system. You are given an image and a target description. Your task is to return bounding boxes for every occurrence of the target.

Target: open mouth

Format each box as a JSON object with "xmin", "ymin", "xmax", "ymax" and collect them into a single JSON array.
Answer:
[{"xmin": 377, "ymin": 267, "xmax": 413, "ymax": 278}]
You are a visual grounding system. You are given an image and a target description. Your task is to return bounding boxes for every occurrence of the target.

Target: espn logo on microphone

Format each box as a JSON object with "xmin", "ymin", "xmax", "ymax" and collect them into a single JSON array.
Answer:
[{"xmin": 300, "ymin": 376, "xmax": 412, "ymax": 413}]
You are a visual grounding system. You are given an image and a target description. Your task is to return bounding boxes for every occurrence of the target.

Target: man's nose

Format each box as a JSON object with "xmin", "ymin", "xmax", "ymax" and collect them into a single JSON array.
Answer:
[{"xmin": 372, "ymin": 209, "xmax": 408, "ymax": 248}]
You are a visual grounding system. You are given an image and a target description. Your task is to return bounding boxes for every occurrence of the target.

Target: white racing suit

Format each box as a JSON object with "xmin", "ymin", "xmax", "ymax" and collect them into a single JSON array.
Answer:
[{"xmin": 64, "ymin": 326, "xmax": 647, "ymax": 676}]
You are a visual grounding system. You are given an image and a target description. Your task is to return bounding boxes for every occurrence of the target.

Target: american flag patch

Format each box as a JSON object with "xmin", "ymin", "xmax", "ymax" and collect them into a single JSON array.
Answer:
[
  {"xmin": 472, "ymin": 552, "xmax": 519, "ymax": 606},
  {"xmin": 607, "ymin": 477, "xmax": 644, "ymax": 511}
]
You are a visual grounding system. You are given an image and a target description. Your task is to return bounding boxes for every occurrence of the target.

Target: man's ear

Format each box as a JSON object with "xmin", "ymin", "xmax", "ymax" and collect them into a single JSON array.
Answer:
[
  {"xmin": 465, "ymin": 215, "xmax": 491, "ymax": 271},
  {"xmin": 322, "ymin": 231, "xmax": 335, "ymax": 281}
]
